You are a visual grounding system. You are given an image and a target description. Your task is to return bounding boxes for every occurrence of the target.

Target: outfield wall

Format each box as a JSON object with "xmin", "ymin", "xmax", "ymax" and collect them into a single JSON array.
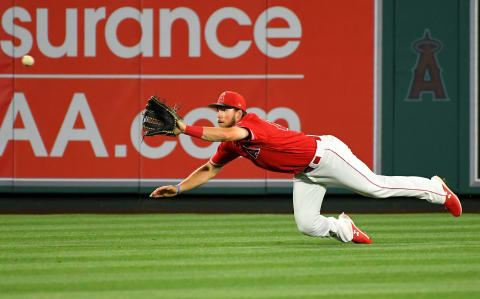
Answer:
[
  {"xmin": 382, "ymin": 0, "xmax": 477, "ymax": 195},
  {"xmin": 0, "ymin": 0, "xmax": 477, "ymax": 196}
]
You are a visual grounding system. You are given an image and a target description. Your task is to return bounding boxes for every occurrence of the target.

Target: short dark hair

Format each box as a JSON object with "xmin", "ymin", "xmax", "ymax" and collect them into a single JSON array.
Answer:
[{"xmin": 234, "ymin": 108, "xmax": 247, "ymax": 117}]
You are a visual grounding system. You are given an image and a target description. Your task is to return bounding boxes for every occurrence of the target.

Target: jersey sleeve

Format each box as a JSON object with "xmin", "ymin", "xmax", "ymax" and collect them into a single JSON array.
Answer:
[
  {"xmin": 209, "ymin": 142, "xmax": 240, "ymax": 167},
  {"xmin": 236, "ymin": 116, "xmax": 263, "ymax": 141}
]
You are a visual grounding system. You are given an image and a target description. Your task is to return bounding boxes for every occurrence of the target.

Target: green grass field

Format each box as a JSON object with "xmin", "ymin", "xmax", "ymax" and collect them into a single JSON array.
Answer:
[{"xmin": 0, "ymin": 213, "xmax": 479, "ymax": 298}]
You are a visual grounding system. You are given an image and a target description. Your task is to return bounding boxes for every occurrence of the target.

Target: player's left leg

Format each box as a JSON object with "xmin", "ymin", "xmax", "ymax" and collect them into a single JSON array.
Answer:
[
  {"xmin": 293, "ymin": 174, "xmax": 357, "ymax": 242},
  {"xmin": 307, "ymin": 135, "xmax": 457, "ymax": 211}
]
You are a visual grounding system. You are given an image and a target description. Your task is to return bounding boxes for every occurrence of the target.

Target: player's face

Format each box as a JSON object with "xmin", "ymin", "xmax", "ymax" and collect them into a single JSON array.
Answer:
[{"xmin": 216, "ymin": 108, "xmax": 241, "ymax": 128}]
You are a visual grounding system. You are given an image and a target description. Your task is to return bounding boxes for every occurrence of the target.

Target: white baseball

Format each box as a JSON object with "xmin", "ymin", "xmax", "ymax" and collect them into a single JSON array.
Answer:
[{"xmin": 21, "ymin": 55, "xmax": 34, "ymax": 66}]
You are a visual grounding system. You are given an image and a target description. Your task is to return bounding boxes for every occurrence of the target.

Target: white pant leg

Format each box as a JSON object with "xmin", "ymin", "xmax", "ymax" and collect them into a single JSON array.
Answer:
[
  {"xmin": 293, "ymin": 174, "xmax": 353, "ymax": 242},
  {"xmin": 307, "ymin": 135, "xmax": 446, "ymax": 204}
]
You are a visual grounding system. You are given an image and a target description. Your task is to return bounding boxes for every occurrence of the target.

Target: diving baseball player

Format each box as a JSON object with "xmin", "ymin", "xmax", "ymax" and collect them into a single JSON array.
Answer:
[{"xmin": 148, "ymin": 91, "xmax": 462, "ymax": 244}]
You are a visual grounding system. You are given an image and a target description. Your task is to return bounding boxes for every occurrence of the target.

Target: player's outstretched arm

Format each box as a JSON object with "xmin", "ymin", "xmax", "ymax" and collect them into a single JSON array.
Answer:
[
  {"xmin": 149, "ymin": 162, "xmax": 222, "ymax": 198},
  {"xmin": 175, "ymin": 119, "xmax": 249, "ymax": 142},
  {"xmin": 201, "ymin": 126, "xmax": 249, "ymax": 142}
]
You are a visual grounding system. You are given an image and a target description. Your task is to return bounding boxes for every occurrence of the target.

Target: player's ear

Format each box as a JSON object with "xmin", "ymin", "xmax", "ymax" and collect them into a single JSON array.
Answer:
[{"xmin": 235, "ymin": 109, "xmax": 243, "ymax": 122}]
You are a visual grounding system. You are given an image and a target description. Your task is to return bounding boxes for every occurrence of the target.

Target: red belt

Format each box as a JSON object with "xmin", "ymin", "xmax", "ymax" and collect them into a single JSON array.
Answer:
[{"xmin": 304, "ymin": 136, "xmax": 321, "ymax": 173}]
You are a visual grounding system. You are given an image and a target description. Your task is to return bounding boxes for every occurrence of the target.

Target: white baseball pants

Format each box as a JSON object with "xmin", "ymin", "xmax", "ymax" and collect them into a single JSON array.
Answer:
[{"xmin": 293, "ymin": 135, "xmax": 447, "ymax": 242}]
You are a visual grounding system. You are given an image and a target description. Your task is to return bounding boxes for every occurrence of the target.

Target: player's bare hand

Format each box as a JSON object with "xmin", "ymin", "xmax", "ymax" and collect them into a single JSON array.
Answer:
[
  {"xmin": 149, "ymin": 185, "xmax": 179, "ymax": 198},
  {"xmin": 174, "ymin": 119, "xmax": 186, "ymax": 135}
]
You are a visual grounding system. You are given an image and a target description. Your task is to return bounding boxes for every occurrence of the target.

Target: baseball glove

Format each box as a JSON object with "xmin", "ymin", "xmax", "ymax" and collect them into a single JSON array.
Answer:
[{"xmin": 142, "ymin": 96, "xmax": 182, "ymax": 137}]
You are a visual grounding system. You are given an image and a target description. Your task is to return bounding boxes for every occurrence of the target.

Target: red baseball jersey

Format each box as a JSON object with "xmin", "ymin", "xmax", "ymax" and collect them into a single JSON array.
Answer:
[{"xmin": 210, "ymin": 113, "xmax": 316, "ymax": 174}]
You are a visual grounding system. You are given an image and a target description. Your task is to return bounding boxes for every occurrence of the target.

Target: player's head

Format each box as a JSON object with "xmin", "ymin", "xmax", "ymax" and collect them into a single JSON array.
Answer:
[{"xmin": 208, "ymin": 91, "xmax": 247, "ymax": 128}]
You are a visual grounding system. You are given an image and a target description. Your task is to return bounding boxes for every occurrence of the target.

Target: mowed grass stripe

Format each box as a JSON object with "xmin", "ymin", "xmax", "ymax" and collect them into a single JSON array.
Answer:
[
  {"xmin": 8, "ymin": 242, "xmax": 476, "ymax": 256},
  {"xmin": 0, "ymin": 214, "xmax": 479, "ymax": 232},
  {"xmin": 2, "ymin": 243, "xmax": 478, "ymax": 265},
  {"xmin": 2, "ymin": 223, "xmax": 479, "ymax": 236},
  {"xmin": 2, "ymin": 243, "xmax": 478, "ymax": 263},
  {"xmin": 1, "ymin": 219, "xmax": 477, "ymax": 235},
  {"xmin": 1, "ymin": 234, "xmax": 478, "ymax": 250},
  {"xmin": 0, "ymin": 228, "xmax": 478, "ymax": 247},
  {"xmin": 0, "ymin": 220, "xmax": 297, "ymax": 231},
  {"xmin": 0, "ymin": 230, "xmax": 301, "ymax": 241},
  {"xmin": 0, "ymin": 223, "xmax": 292, "ymax": 234},
  {"xmin": 2, "ymin": 247, "xmax": 478, "ymax": 274},
  {"xmin": 1, "ymin": 258, "xmax": 479, "ymax": 284},
  {"xmin": 2, "ymin": 256, "xmax": 479, "ymax": 277},
  {"xmin": 0, "ymin": 213, "xmax": 473, "ymax": 226},
  {"xmin": 0, "ymin": 223, "xmax": 297, "ymax": 234},
  {"xmin": 1, "ymin": 273, "xmax": 479, "ymax": 297},
  {"xmin": 0, "ymin": 214, "xmax": 293, "ymax": 226},
  {"xmin": 0, "ymin": 213, "xmax": 479, "ymax": 298},
  {"xmin": 1, "ymin": 261, "xmax": 479, "ymax": 281},
  {"xmin": 1, "ymin": 267, "xmax": 478, "ymax": 292},
  {"xmin": 0, "ymin": 215, "xmax": 476, "ymax": 237},
  {"xmin": 2, "ymin": 286, "xmax": 480, "ymax": 299},
  {"xmin": 2, "ymin": 284, "xmax": 480, "ymax": 299}
]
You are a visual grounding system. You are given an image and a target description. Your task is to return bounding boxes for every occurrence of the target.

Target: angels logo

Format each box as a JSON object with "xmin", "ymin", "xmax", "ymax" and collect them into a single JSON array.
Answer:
[
  {"xmin": 242, "ymin": 145, "xmax": 260, "ymax": 160},
  {"xmin": 406, "ymin": 30, "xmax": 448, "ymax": 100},
  {"xmin": 218, "ymin": 93, "xmax": 225, "ymax": 103}
]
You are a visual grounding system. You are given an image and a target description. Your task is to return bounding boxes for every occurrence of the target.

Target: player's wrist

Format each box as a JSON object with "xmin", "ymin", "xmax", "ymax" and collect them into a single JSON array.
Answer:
[
  {"xmin": 175, "ymin": 184, "xmax": 181, "ymax": 194},
  {"xmin": 184, "ymin": 125, "xmax": 203, "ymax": 138},
  {"xmin": 178, "ymin": 120, "xmax": 186, "ymax": 133}
]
